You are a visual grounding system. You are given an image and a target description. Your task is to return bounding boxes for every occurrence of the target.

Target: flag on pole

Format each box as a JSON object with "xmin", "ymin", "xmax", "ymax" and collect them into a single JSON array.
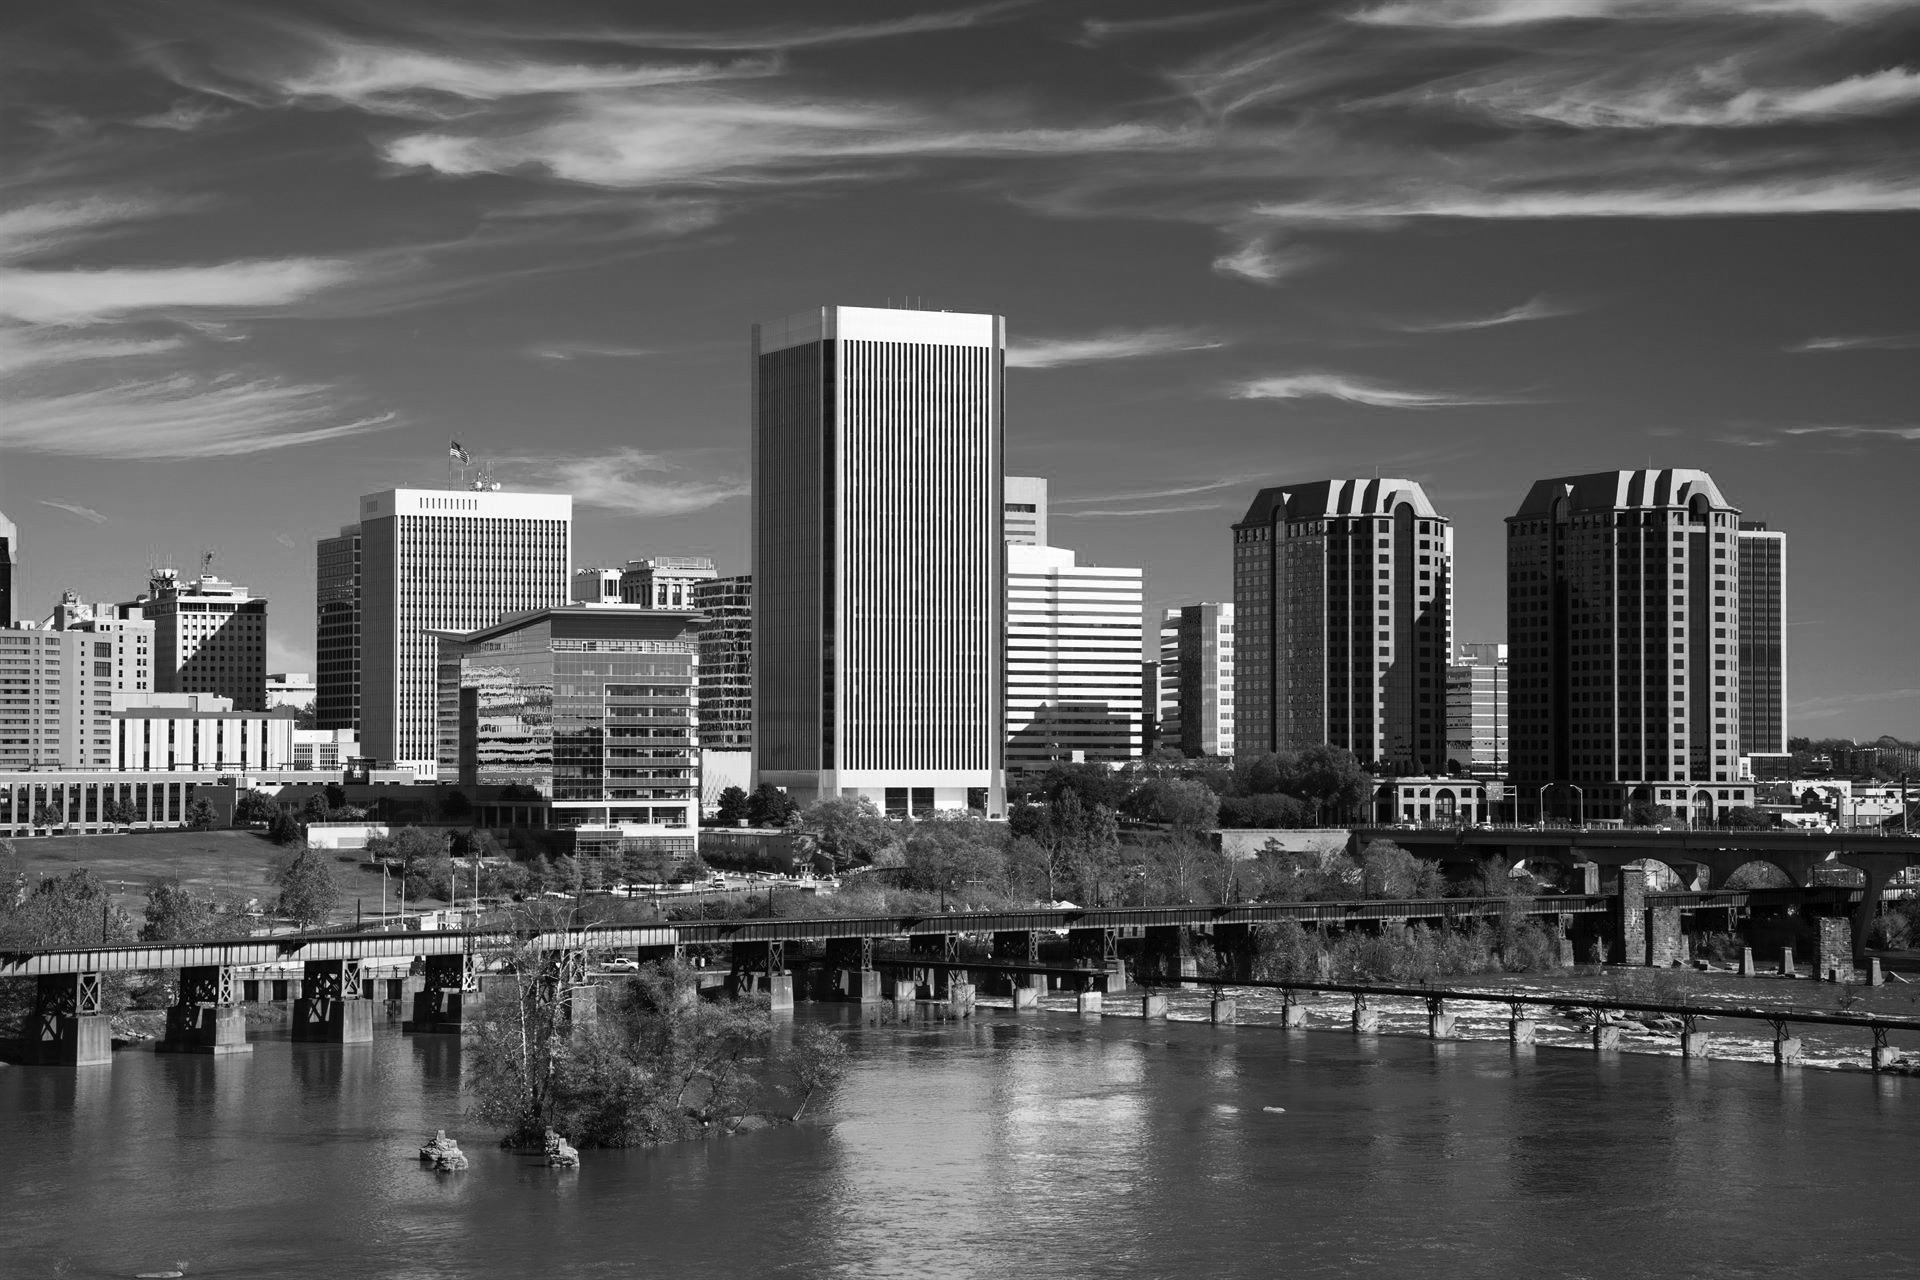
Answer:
[{"xmin": 449, "ymin": 440, "xmax": 470, "ymax": 463}]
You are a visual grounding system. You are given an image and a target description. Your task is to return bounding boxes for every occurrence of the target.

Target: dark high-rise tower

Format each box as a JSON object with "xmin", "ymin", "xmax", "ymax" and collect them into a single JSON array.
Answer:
[
  {"xmin": 1507, "ymin": 469, "xmax": 1743, "ymax": 823},
  {"xmin": 1232, "ymin": 479, "xmax": 1454, "ymax": 772},
  {"xmin": 752, "ymin": 305, "xmax": 1005, "ymax": 815},
  {"xmin": 0, "ymin": 510, "xmax": 14, "ymax": 626},
  {"xmin": 315, "ymin": 525, "xmax": 361, "ymax": 732},
  {"xmin": 1737, "ymin": 521, "xmax": 1787, "ymax": 757}
]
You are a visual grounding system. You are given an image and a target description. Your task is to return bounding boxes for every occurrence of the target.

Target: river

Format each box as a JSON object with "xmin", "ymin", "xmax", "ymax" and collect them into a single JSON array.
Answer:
[{"xmin": 4, "ymin": 996, "xmax": 1918, "ymax": 1279}]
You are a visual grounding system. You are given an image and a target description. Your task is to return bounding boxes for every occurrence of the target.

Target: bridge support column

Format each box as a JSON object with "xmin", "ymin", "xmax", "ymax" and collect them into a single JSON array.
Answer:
[
  {"xmin": 1011, "ymin": 985, "xmax": 1039, "ymax": 1011},
  {"xmin": 947, "ymin": 979, "xmax": 974, "ymax": 1018},
  {"xmin": 1872, "ymin": 1028, "xmax": 1902, "ymax": 1072},
  {"xmin": 1069, "ymin": 928, "xmax": 1125, "ymax": 994},
  {"xmin": 1211, "ymin": 994, "xmax": 1237, "ymax": 1025},
  {"xmin": 405, "ymin": 953, "xmax": 480, "ymax": 1034},
  {"xmin": 1681, "ymin": 1030, "xmax": 1710, "ymax": 1059},
  {"xmin": 1509, "ymin": 1015, "xmax": 1536, "ymax": 1046},
  {"xmin": 1278, "ymin": 990, "xmax": 1306, "ymax": 1028},
  {"xmin": 993, "ymin": 931, "xmax": 1043, "ymax": 994},
  {"xmin": 1076, "ymin": 983, "xmax": 1103, "ymax": 1016},
  {"xmin": 294, "ymin": 959, "xmax": 373, "ymax": 1043},
  {"xmin": 26, "ymin": 973, "xmax": 112, "ymax": 1066},
  {"xmin": 1554, "ymin": 913, "xmax": 1575, "ymax": 968},
  {"xmin": 159, "ymin": 966, "xmax": 250, "ymax": 1056},
  {"xmin": 1739, "ymin": 947, "xmax": 1756, "ymax": 976},
  {"xmin": 1351, "ymin": 993, "xmax": 1377, "ymax": 1034},
  {"xmin": 1772, "ymin": 1021, "xmax": 1802, "ymax": 1065},
  {"xmin": 1142, "ymin": 993, "xmax": 1169, "ymax": 1019},
  {"xmin": 1842, "ymin": 855, "xmax": 1906, "ymax": 965},
  {"xmin": 1591, "ymin": 1021, "xmax": 1621, "ymax": 1052},
  {"xmin": 1427, "ymin": 998, "xmax": 1455, "ymax": 1039},
  {"xmin": 910, "ymin": 934, "xmax": 957, "ymax": 997},
  {"xmin": 1614, "ymin": 867, "xmax": 1647, "ymax": 966},
  {"xmin": 844, "ymin": 969, "xmax": 885, "ymax": 1003},
  {"xmin": 1781, "ymin": 947, "xmax": 1797, "ymax": 978},
  {"xmin": 1816, "ymin": 918, "xmax": 1853, "ymax": 982},
  {"xmin": 1649, "ymin": 905, "xmax": 1682, "ymax": 969},
  {"xmin": 1868, "ymin": 958, "xmax": 1884, "ymax": 987},
  {"xmin": 1212, "ymin": 923, "xmax": 1256, "ymax": 983}
]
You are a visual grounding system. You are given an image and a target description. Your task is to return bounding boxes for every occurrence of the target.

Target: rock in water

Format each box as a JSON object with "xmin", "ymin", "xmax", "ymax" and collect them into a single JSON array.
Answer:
[
  {"xmin": 544, "ymin": 1128, "xmax": 581, "ymax": 1168},
  {"xmin": 419, "ymin": 1129, "xmax": 469, "ymax": 1172}
]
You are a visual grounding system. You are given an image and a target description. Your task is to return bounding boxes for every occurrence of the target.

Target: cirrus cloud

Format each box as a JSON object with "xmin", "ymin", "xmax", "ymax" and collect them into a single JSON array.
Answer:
[
  {"xmin": 1230, "ymin": 372, "xmax": 1521, "ymax": 407},
  {"xmin": 502, "ymin": 446, "xmax": 747, "ymax": 515},
  {"xmin": 1006, "ymin": 327, "xmax": 1224, "ymax": 368}
]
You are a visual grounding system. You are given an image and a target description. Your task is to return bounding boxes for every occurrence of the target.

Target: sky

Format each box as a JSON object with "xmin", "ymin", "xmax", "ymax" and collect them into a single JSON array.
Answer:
[{"xmin": 2, "ymin": 0, "xmax": 1917, "ymax": 740}]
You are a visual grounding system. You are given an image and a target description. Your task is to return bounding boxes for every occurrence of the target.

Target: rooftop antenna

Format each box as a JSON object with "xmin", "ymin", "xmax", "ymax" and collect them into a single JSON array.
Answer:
[{"xmin": 198, "ymin": 548, "xmax": 215, "ymax": 580}]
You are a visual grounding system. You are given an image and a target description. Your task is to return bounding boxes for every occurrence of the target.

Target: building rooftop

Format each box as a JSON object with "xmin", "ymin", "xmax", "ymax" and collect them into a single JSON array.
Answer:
[
  {"xmin": 434, "ymin": 603, "xmax": 707, "ymax": 647},
  {"xmin": 1511, "ymin": 468, "xmax": 1733, "ymax": 517},
  {"xmin": 1236, "ymin": 478, "xmax": 1442, "ymax": 526}
]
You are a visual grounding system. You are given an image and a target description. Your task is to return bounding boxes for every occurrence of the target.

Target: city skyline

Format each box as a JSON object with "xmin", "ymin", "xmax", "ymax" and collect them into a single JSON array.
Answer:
[{"xmin": 3, "ymin": 0, "xmax": 1918, "ymax": 739}]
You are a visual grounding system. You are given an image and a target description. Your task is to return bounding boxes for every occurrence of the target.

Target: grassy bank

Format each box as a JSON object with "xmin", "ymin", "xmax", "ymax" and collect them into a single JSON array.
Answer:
[{"xmin": 7, "ymin": 829, "xmax": 394, "ymax": 923}]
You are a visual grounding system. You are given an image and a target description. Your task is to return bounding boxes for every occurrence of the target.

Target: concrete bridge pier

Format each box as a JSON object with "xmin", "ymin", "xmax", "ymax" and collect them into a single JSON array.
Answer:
[
  {"xmin": 158, "ymin": 965, "xmax": 250, "ymax": 1056},
  {"xmin": 1871, "ymin": 1029, "xmax": 1902, "ymax": 1072},
  {"xmin": 1278, "ymin": 989, "xmax": 1306, "ymax": 1028},
  {"xmin": 1842, "ymin": 854, "xmax": 1907, "ymax": 965},
  {"xmin": 1141, "ymin": 926, "xmax": 1196, "ymax": 988},
  {"xmin": 1212, "ymin": 923, "xmax": 1257, "ymax": 983},
  {"xmin": 1351, "ymin": 993, "xmax": 1378, "ymax": 1034},
  {"xmin": 1142, "ymin": 993, "xmax": 1169, "ymax": 1019},
  {"xmin": 1210, "ymin": 993, "xmax": 1237, "ymax": 1025},
  {"xmin": 404, "ymin": 953, "xmax": 480, "ymax": 1034},
  {"xmin": 1509, "ymin": 1013, "xmax": 1536, "ymax": 1046},
  {"xmin": 1070, "ymin": 927, "xmax": 1127, "ymax": 995},
  {"xmin": 1614, "ymin": 867, "xmax": 1648, "ymax": 967},
  {"xmin": 730, "ymin": 941, "xmax": 793, "ymax": 1012},
  {"xmin": 1816, "ymin": 919, "xmax": 1853, "ymax": 983},
  {"xmin": 1076, "ymin": 978, "xmax": 1103, "ymax": 1017},
  {"xmin": 25, "ymin": 972, "xmax": 111, "ymax": 1066},
  {"xmin": 294, "ymin": 958, "xmax": 373, "ymax": 1043},
  {"xmin": 1011, "ymin": 984, "xmax": 1040, "ymax": 1011},
  {"xmin": 1427, "ymin": 998, "xmax": 1455, "ymax": 1039},
  {"xmin": 909, "ymin": 934, "xmax": 958, "ymax": 997},
  {"xmin": 993, "ymin": 930, "xmax": 1043, "ymax": 995},
  {"xmin": 1772, "ymin": 1021, "xmax": 1802, "ymax": 1065},
  {"xmin": 1649, "ymin": 904, "xmax": 1683, "ymax": 968}
]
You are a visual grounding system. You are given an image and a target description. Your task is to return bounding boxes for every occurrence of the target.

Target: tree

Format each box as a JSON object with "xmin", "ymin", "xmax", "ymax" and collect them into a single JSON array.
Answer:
[
  {"xmin": 267, "ymin": 808, "xmax": 305, "ymax": 846},
  {"xmin": 0, "ymin": 868, "xmax": 136, "ymax": 1034},
  {"xmin": 1068, "ymin": 803, "xmax": 1123, "ymax": 907},
  {"xmin": 274, "ymin": 846, "xmax": 340, "ymax": 929},
  {"xmin": 795, "ymin": 795, "xmax": 897, "ymax": 870},
  {"xmin": 1359, "ymin": 840, "xmax": 1445, "ymax": 899},
  {"xmin": 1289, "ymin": 744, "xmax": 1374, "ymax": 821},
  {"xmin": 715, "ymin": 786, "xmax": 750, "ymax": 825},
  {"xmin": 787, "ymin": 1024, "xmax": 848, "ymax": 1121},
  {"xmin": 1218, "ymin": 793, "xmax": 1311, "ymax": 829},
  {"xmin": 1143, "ymin": 778, "xmax": 1221, "ymax": 843},
  {"xmin": 140, "ymin": 879, "xmax": 236, "ymax": 942},
  {"xmin": 369, "ymin": 826, "xmax": 454, "ymax": 901},
  {"xmin": 33, "ymin": 802, "xmax": 65, "ymax": 832},
  {"xmin": 234, "ymin": 791, "xmax": 278, "ymax": 826},
  {"xmin": 1626, "ymin": 802, "xmax": 1675, "ymax": 828},
  {"xmin": 184, "ymin": 797, "xmax": 216, "ymax": 831},
  {"xmin": 1039, "ymin": 762, "xmax": 1131, "ymax": 814},
  {"xmin": 901, "ymin": 815, "xmax": 1008, "ymax": 900},
  {"xmin": 1722, "ymin": 805, "xmax": 1772, "ymax": 831},
  {"xmin": 746, "ymin": 783, "xmax": 799, "ymax": 827}
]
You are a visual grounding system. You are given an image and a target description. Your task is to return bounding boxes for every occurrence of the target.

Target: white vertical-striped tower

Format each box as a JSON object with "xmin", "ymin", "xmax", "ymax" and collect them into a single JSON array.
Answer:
[
  {"xmin": 752, "ymin": 305, "xmax": 1004, "ymax": 816},
  {"xmin": 1006, "ymin": 544, "xmax": 1143, "ymax": 772}
]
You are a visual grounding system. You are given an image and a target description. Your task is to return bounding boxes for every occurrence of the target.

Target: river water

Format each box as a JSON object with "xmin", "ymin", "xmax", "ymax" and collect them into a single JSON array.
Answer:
[{"xmin": 4, "ymin": 995, "xmax": 1918, "ymax": 1280}]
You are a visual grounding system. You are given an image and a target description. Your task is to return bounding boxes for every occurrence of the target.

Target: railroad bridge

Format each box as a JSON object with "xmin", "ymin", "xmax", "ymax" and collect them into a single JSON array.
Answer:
[{"xmin": 1, "ymin": 871, "xmax": 1886, "ymax": 1067}]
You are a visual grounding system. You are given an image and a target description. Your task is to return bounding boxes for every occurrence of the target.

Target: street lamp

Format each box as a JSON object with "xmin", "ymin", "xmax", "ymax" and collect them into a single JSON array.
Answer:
[{"xmin": 1569, "ymin": 784, "xmax": 1584, "ymax": 828}]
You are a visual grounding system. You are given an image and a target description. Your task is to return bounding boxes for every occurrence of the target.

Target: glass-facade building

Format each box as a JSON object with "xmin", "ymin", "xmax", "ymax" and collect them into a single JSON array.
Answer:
[
  {"xmin": 1737, "ymin": 522, "xmax": 1787, "ymax": 757},
  {"xmin": 691, "ymin": 573, "xmax": 752, "ymax": 750},
  {"xmin": 315, "ymin": 525, "xmax": 361, "ymax": 732},
  {"xmin": 437, "ymin": 606, "xmax": 701, "ymax": 856}
]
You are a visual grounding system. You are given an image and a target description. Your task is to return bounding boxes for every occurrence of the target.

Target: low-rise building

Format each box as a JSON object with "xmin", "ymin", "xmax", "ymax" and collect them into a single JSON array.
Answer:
[
  {"xmin": 1, "ymin": 618, "xmax": 153, "ymax": 772},
  {"xmin": 110, "ymin": 692, "xmax": 298, "ymax": 772},
  {"xmin": 619, "ymin": 556, "xmax": 717, "ymax": 610},
  {"xmin": 293, "ymin": 728, "xmax": 360, "ymax": 771},
  {"xmin": 266, "ymin": 672, "xmax": 317, "ymax": 711},
  {"xmin": 436, "ymin": 604, "xmax": 703, "ymax": 859}
]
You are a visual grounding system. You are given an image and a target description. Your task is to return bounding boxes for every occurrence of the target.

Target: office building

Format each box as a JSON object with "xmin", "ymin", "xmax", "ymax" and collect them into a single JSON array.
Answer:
[
  {"xmin": 753, "ymin": 305, "xmax": 1004, "ymax": 816},
  {"xmin": 357, "ymin": 488, "xmax": 572, "ymax": 779},
  {"xmin": 692, "ymin": 573, "xmax": 752, "ymax": 750},
  {"xmin": 1508, "ymin": 468, "xmax": 1744, "ymax": 823},
  {"xmin": 110, "ymin": 692, "xmax": 297, "ymax": 772},
  {"xmin": 293, "ymin": 728, "xmax": 360, "ymax": 771},
  {"xmin": 1006, "ymin": 544, "xmax": 1144, "ymax": 772},
  {"xmin": 621, "ymin": 556, "xmax": 718, "ymax": 609},
  {"xmin": 1738, "ymin": 522, "xmax": 1788, "ymax": 757},
  {"xmin": 1158, "ymin": 602, "xmax": 1236, "ymax": 758},
  {"xmin": 1444, "ymin": 642, "xmax": 1508, "ymax": 775},
  {"xmin": 1141, "ymin": 661, "xmax": 1159, "ymax": 755},
  {"xmin": 1232, "ymin": 479, "xmax": 1454, "ymax": 772},
  {"xmin": 315, "ymin": 525, "xmax": 361, "ymax": 732},
  {"xmin": 0, "ymin": 510, "xmax": 14, "ymax": 625},
  {"xmin": 266, "ymin": 672, "xmax": 316, "ymax": 712},
  {"xmin": 572, "ymin": 566, "xmax": 624, "ymax": 604},
  {"xmin": 144, "ymin": 568, "xmax": 268, "ymax": 711},
  {"xmin": 1005, "ymin": 475, "xmax": 1049, "ymax": 546},
  {"xmin": 436, "ymin": 604, "xmax": 700, "ymax": 856},
  {"xmin": 0, "ymin": 621, "xmax": 153, "ymax": 771}
]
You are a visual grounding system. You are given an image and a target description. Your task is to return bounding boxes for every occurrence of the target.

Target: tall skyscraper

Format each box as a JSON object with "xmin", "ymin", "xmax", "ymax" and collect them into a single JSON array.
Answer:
[
  {"xmin": 1445, "ymin": 642, "xmax": 1508, "ymax": 775},
  {"xmin": 752, "ymin": 305, "xmax": 1004, "ymax": 815},
  {"xmin": 1738, "ymin": 521, "xmax": 1788, "ymax": 758},
  {"xmin": 1006, "ymin": 544, "xmax": 1143, "ymax": 773},
  {"xmin": 1232, "ymin": 479, "xmax": 1453, "ymax": 771},
  {"xmin": 1507, "ymin": 469, "xmax": 1742, "ymax": 819},
  {"xmin": 357, "ymin": 488, "xmax": 571, "ymax": 778},
  {"xmin": 1158, "ymin": 602, "xmax": 1236, "ymax": 758},
  {"xmin": 692, "ymin": 573, "xmax": 752, "ymax": 750},
  {"xmin": 0, "ymin": 510, "xmax": 15, "ymax": 625},
  {"xmin": 315, "ymin": 525, "xmax": 361, "ymax": 732},
  {"xmin": 144, "ymin": 568, "xmax": 268, "ymax": 711},
  {"xmin": 1004, "ymin": 475, "xmax": 1049, "ymax": 546},
  {"xmin": 621, "ymin": 556, "xmax": 718, "ymax": 609}
]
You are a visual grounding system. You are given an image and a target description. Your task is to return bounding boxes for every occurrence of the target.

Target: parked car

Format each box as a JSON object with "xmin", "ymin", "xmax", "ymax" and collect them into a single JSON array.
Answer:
[{"xmin": 602, "ymin": 955, "xmax": 639, "ymax": 972}]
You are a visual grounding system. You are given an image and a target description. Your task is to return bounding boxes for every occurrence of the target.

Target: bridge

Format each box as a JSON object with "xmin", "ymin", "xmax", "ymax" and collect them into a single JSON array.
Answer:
[{"xmin": 1, "ymin": 879, "xmax": 1880, "ymax": 1067}]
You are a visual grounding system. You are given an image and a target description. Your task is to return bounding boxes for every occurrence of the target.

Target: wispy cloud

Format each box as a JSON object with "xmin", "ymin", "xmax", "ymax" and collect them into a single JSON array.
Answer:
[
  {"xmin": 0, "ymin": 330, "xmax": 187, "ymax": 377},
  {"xmin": 272, "ymin": 533, "xmax": 297, "ymax": 550},
  {"xmin": 1078, "ymin": 4, "xmax": 1270, "ymax": 45},
  {"xmin": 1787, "ymin": 333, "xmax": 1920, "ymax": 352},
  {"xmin": 1211, "ymin": 233, "xmax": 1321, "ymax": 284},
  {"xmin": 518, "ymin": 3, "xmax": 1030, "ymax": 53},
  {"xmin": 1060, "ymin": 500, "xmax": 1237, "ymax": 518},
  {"xmin": 1231, "ymin": 372, "xmax": 1519, "ymax": 408},
  {"xmin": 1, "ymin": 376, "xmax": 399, "ymax": 459},
  {"xmin": 1350, "ymin": 0, "xmax": 1910, "ymax": 27},
  {"xmin": 504, "ymin": 447, "xmax": 746, "ymax": 515},
  {"xmin": 38, "ymin": 500, "xmax": 109, "ymax": 524},
  {"xmin": 1780, "ymin": 424, "xmax": 1920, "ymax": 441},
  {"xmin": 1055, "ymin": 478, "xmax": 1248, "ymax": 506},
  {"xmin": 1792, "ymin": 688, "xmax": 1920, "ymax": 720},
  {"xmin": 1443, "ymin": 64, "xmax": 1920, "ymax": 131},
  {"xmin": 1006, "ymin": 327, "xmax": 1223, "ymax": 369},
  {"xmin": 0, "ymin": 258, "xmax": 356, "ymax": 325},
  {"xmin": 1393, "ymin": 297, "xmax": 1577, "ymax": 332},
  {"xmin": 130, "ymin": 100, "xmax": 230, "ymax": 131},
  {"xmin": 526, "ymin": 340, "xmax": 661, "ymax": 361}
]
